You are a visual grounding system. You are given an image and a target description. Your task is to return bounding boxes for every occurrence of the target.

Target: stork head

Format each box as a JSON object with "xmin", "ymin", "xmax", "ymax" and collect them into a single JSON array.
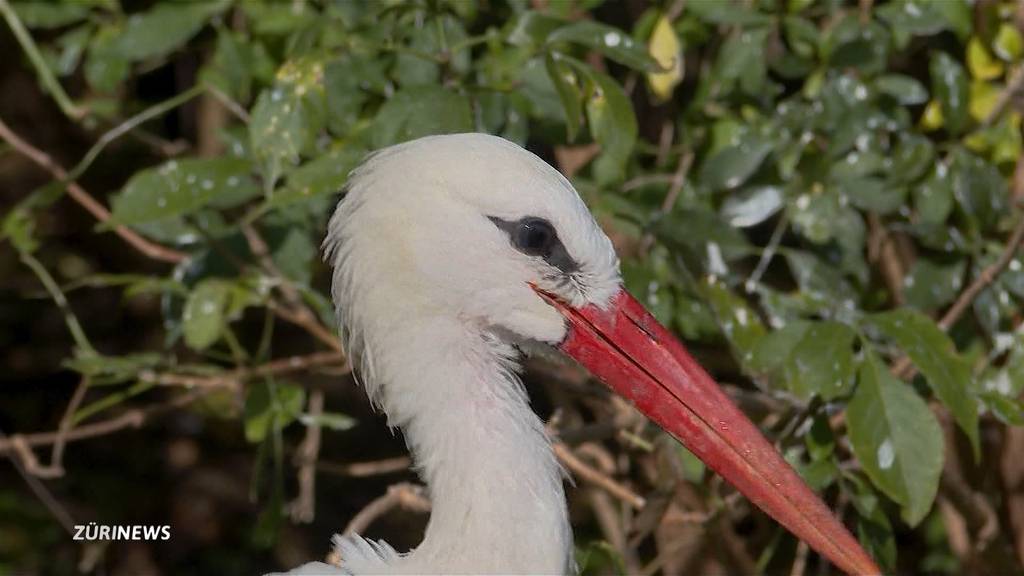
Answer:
[{"xmin": 324, "ymin": 133, "xmax": 878, "ymax": 576}]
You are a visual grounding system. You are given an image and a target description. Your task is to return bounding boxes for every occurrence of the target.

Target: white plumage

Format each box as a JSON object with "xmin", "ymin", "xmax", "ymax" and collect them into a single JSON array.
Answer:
[{"xmin": 282, "ymin": 134, "xmax": 621, "ymax": 575}]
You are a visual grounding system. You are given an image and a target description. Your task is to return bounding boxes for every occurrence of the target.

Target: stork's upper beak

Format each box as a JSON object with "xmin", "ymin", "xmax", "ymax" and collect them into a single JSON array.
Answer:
[{"xmin": 539, "ymin": 287, "xmax": 879, "ymax": 576}]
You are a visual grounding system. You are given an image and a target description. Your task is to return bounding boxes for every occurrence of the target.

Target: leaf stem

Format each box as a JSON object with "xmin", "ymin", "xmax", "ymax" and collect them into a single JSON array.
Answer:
[
  {"xmin": 18, "ymin": 251, "xmax": 96, "ymax": 356},
  {"xmin": 0, "ymin": 0, "xmax": 85, "ymax": 120}
]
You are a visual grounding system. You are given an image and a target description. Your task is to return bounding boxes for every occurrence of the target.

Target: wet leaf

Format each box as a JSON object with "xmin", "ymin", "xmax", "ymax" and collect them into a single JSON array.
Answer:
[
  {"xmin": 584, "ymin": 69, "xmax": 637, "ymax": 184},
  {"xmin": 548, "ymin": 21, "xmax": 658, "ymax": 72},
  {"xmin": 545, "ymin": 54, "xmax": 583, "ymax": 141},
  {"xmin": 784, "ymin": 321, "xmax": 856, "ymax": 400},
  {"xmin": 110, "ymin": 158, "xmax": 259, "ymax": 225},
  {"xmin": 902, "ymin": 258, "xmax": 966, "ymax": 311},
  {"xmin": 875, "ymin": 74, "xmax": 929, "ymax": 105},
  {"xmin": 720, "ymin": 185, "xmax": 784, "ymax": 228},
  {"xmin": 698, "ymin": 137, "xmax": 773, "ymax": 191},
  {"xmin": 870, "ymin": 309, "xmax": 979, "ymax": 457},
  {"xmin": 847, "ymin": 352, "xmax": 943, "ymax": 527},
  {"xmin": 748, "ymin": 320, "xmax": 811, "ymax": 376},
  {"xmin": 914, "ymin": 164, "xmax": 954, "ymax": 223},
  {"xmin": 372, "ymin": 85, "xmax": 473, "ymax": 148},
  {"xmin": 183, "ymin": 280, "xmax": 231, "ymax": 351},
  {"xmin": 930, "ymin": 51, "xmax": 970, "ymax": 135},
  {"xmin": 111, "ymin": 1, "xmax": 229, "ymax": 61}
]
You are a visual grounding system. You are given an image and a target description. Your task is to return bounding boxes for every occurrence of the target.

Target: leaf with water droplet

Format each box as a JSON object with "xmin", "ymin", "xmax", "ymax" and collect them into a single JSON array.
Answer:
[
  {"xmin": 847, "ymin": 351, "xmax": 943, "ymax": 526},
  {"xmin": 548, "ymin": 21, "xmax": 658, "ymax": 72},
  {"xmin": 929, "ymin": 51, "xmax": 969, "ymax": 135},
  {"xmin": 698, "ymin": 136, "xmax": 773, "ymax": 192},
  {"xmin": 110, "ymin": 158, "xmax": 259, "ymax": 226},
  {"xmin": 182, "ymin": 280, "xmax": 231, "ymax": 351},
  {"xmin": 784, "ymin": 321, "xmax": 856, "ymax": 400},
  {"xmin": 870, "ymin": 309, "xmax": 979, "ymax": 458}
]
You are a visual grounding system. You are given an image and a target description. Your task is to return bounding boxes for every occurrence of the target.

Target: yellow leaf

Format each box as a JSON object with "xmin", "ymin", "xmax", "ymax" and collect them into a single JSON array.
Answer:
[
  {"xmin": 646, "ymin": 15, "xmax": 683, "ymax": 102},
  {"xmin": 967, "ymin": 37, "xmax": 1003, "ymax": 81},
  {"xmin": 969, "ymin": 80, "xmax": 1001, "ymax": 122},
  {"xmin": 994, "ymin": 23, "xmax": 1023, "ymax": 61},
  {"xmin": 920, "ymin": 99, "xmax": 944, "ymax": 131}
]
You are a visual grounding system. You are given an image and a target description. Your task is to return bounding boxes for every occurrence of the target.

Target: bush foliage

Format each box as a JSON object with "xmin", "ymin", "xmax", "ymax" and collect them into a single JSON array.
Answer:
[{"xmin": 2, "ymin": 0, "xmax": 1024, "ymax": 574}]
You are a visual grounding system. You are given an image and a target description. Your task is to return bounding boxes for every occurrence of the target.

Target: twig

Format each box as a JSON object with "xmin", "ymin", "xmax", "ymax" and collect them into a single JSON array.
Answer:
[
  {"xmin": 639, "ymin": 151, "xmax": 694, "ymax": 256},
  {"xmin": 46, "ymin": 377, "xmax": 90, "ymax": 477},
  {"xmin": 790, "ymin": 540, "xmax": 809, "ymax": 576},
  {"xmin": 318, "ymin": 456, "xmax": 413, "ymax": 477},
  {"xmin": 746, "ymin": 211, "xmax": 789, "ymax": 292},
  {"xmin": 0, "ymin": 428, "xmax": 77, "ymax": 534},
  {"xmin": 893, "ymin": 210, "xmax": 1024, "ymax": 377},
  {"xmin": 983, "ymin": 65, "xmax": 1024, "ymax": 128},
  {"xmin": 0, "ymin": 351, "xmax": 344, "ymax": 454},
  {"xmin": 289, "ymin": 389, "xmax": 324, "ymax": 523},
  {"xmin": 19, "ymin": 251, "xmax": 96, "ymax": 355},
  {"xmin": 0, "ymin": 117, "xmax": 188, "ymax": 264},
  {"xmin": 65, "ymin": 85, "xmax": 205, "ymax": 183},
  {"xmin": 267, "ymin": 300, "xmax": 345, "ymax": 353},
  {"xmin": 343, "ymin": 483, "xmax": 431, "ymax": 536},
  {"xmin": 553, "ymin": 442, "xmax": 646, "ymax": 510},
  {"xmin": 205, "ymin": 84, "xmax": 251, "ymax": 123},
  {"xmin": 0, "ymin": 391, "xmax": 200, "ymax": 454},
  {"xmin": 0, "ymin": 0, "xmax": 85, "ymax": 119}
]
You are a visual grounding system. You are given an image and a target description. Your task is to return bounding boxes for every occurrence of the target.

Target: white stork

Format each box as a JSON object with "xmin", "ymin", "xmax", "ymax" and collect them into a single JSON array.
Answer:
[{"xmin": 278, "ymin": 133, "xmax": 879, "ymax": 575}]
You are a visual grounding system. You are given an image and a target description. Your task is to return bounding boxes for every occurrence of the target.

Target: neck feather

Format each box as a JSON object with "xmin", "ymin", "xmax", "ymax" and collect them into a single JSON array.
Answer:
[{"xmin": 352, "ymin": 317, "xmax": 572, "ymax": 574}]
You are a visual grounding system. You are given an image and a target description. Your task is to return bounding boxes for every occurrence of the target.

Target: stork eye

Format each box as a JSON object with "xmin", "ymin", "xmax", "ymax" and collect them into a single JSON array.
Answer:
[
  {"xmin": 488, "ymin": 216, "xmax": 580, "ymax": 274},
  {"xmin": 514, "ymin": 218, "xmax": 556, "ymax": 257}
]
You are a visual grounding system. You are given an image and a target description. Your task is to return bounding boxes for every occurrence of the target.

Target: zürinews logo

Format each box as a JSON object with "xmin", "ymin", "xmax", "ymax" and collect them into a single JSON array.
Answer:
[{"xmin": 73, "ymin": 523, "xmax": 171, "ymax": 541}]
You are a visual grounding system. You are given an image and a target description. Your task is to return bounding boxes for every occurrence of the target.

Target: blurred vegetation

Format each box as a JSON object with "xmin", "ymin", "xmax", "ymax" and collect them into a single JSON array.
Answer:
[{"xmin": 1, "ymin": 0, "xmax": 1023, "ymax": 574}]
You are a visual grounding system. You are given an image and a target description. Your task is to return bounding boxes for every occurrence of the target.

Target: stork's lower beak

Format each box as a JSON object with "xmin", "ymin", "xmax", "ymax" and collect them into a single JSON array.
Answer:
[{"xmin": 540, "ymin": 288, "xmax": 879, "ymax": 576}]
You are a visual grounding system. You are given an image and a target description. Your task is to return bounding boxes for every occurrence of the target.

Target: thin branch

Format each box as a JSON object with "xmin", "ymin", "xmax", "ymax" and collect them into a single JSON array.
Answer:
[
  {"xmin": 893, "ymin": 210, "xmax": 1024, "ymax": 377},
  {"xmin": 0, "ymin": 392, "xmax": 200, "ymax": 454},
  {"xmin": 639, "ymin": 150, "xmax": 694, "ymax": 256},
  {"xmin": 983, "ymin": 65, "xmax": 1024, "ymax": 128},
  {"xmin": 47, "ymin": 377, "xmax": 90, "ymax": 477},
  {"xmin": 553, "ymin": 442, "xmax": 646, "ymax": 510},
  {"xmin": 318, "ymin": 456, "xmax": 413, "ymax": 478},
  {"xmin": 0, "ymin": 351, "xmax": 345, "ymax": 454},
  {"xmin": 0, "ymin": 428, "xmax": 77, "ymax": 534},
  {"xmin": 343, "ymin": 483, "xmax": 431, "ymax": 536},
  {"xmin": 0, "ymin": 117, "xmax": 188, "ymax": 264},
  {"xmin": 65, "ymin": 85, "xmax": 205, "ymax": 183},
  {"xmin": 289, "ymin": 389, "xmax": 325, "ymax": 523},
  {"xmin": 19, "ymin": 251, "xmax": 96, "ymax": 355}
]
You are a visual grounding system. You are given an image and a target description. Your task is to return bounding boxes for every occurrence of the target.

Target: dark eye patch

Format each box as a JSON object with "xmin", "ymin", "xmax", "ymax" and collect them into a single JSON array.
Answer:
[{"xmin": 489, "ymin": 216, "xmax": 579, "ymax": 274}]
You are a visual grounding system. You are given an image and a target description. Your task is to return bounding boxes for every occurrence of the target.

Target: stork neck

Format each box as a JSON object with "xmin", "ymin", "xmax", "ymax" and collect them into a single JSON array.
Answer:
[{"xmin": 381, "ymin": 320, "xmax": 571, "ymax": 574}]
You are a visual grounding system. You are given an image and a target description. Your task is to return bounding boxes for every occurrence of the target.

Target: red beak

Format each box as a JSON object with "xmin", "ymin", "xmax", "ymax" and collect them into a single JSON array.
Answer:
[{"xmin": 542, "ymin": 288, "xmax": 879, "ymax": 576}]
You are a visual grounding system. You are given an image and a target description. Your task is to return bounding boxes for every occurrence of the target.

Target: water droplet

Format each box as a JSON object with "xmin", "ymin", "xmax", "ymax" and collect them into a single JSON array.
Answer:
[
  {"xmin": 603, "ymin": 32, "xmax": 621, "ymax": 47},
  {"xmin": 877, "ymin": 438, "xmax": 894, "ymax": 470}
]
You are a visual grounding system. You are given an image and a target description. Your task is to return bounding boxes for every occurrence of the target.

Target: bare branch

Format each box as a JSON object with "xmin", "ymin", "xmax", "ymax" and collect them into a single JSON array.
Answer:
[
  {"xmin": 290, "ymin": 389, "xmax": 325, "ymax": 523},
  {"xmin": 0, "ymin": 117, "xmax": 188, "ymax": 264},
  {"xmin": 343, "ymin": 483, "xmax": 431, "ymax": 536}
]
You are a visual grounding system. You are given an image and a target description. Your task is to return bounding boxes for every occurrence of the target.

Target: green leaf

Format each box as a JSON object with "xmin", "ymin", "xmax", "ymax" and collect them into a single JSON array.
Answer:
[
  {"xmin": 902, "ymin": 258, "xmax": 966, "ymax": 311},
  {"xmin": 110, "ymin": 158, "xmax": 259, "ymax": 225},
  {"xmin": 930, "ymin": 51, "xmax": 970, "ymax": 135},
  {"xmin": 847, "ymin": 352, "xmax": 943, "ymax": 527},
  {"xmin": 11, "ymin": 1, "xmax": 89, "ymax": 28},
  {"xmin": 699, "ymin": 279, "xmax": 766, "ymax": 367},
  {"xmin": 244, "ymin": 381, "xmax": 306, "ymax": 443},
  {"xmin": 714, "ymin": 28, "xmax": 770, "ymax": 96},
  {"xmin": 182, "ymin": 280, "xmax": 231, "ymax": 351},
  {"xmin": 837, "ymin": 177, "xmax": 906, "ymax": 215},
  {"xmin": 372, "ymin": 85, "xmax": 473, "ymax": 149},
  {"xmin": 548, "ymin": 21, "xmax": 658, "ymax": 72},
  {"xmin": 875, "ymin": 74, "xmax": 929, "ymax": 105},
  {"xmin": 914, "ymin": 164, "xmax": 954, "ymax": 224},
  {"xmin": 266, "ymin": 147, "xmax": 365, "ymax": 209},
  {"xmin": 250, "ymin": 62, "xmax": 328, "ymax": 188},
  {"xmin": 506, "ymin": 11, "xmax": 564, "ymax": 47},
  {"xmin": 785, "ymin": 251, "xmax": 857, "ymax": 303},
  {"xmin": 720, "ymin": 185, "xmax": 784, "ymax": 228},
  {"xmin": 545, "ymin": 54, "xmax": 583, "ymax": 141},
  {"xmin": 698, "ymin": 137, "xmax": 773, "ymax": 191},
  {"xmin": 111, "ymin": 1, "xmax": 229, "ymax": 61},
  {"xmin": 784, "ymin": 321, "xmax": 856, "ymax": 400},
  {"xmin": 870, "ymin": 309, "xmax": 979, "ymax": 457},
  {"xmin": 583, "ymin": 69, "xmax": 637, "ymax": 184},
  {"xmin": 748, "ymin": 320, "xmax": 810, "ymax": 376},
  {"xmin": 950, "ymin": 148, "xmax": 1008, "ymax": 233},
  {"xmin": 889, "ymin": 134, "xmax": 935, "ymax": 185}
]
